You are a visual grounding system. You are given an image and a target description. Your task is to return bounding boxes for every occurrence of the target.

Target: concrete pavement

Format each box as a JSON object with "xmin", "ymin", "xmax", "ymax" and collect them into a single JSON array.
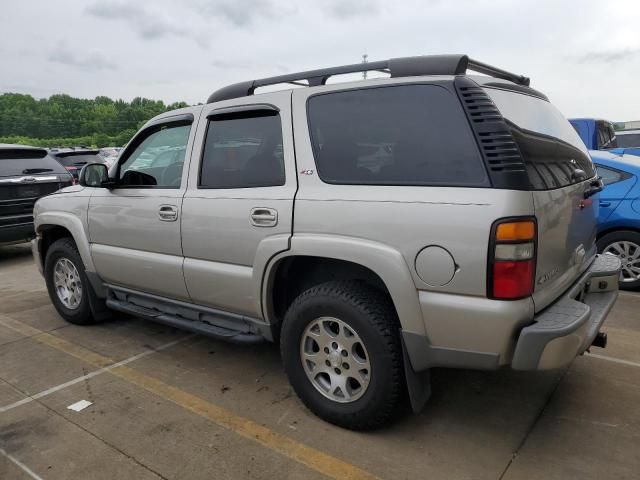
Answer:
[{"xmin": 1, "ymin": 243, "xmax": 638, "ymax": 479}]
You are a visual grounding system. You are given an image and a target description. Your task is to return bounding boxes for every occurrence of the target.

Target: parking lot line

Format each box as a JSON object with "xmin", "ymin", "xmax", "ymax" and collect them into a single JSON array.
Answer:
[
  {"xmin": 0, "ymin": 316, "xmax": 379, "ymax": 480},
  {"xmin": 0, "ymin": 335, "xmax": 192, "ymax": 413},
  {"xmin": 587, "ymin": 352, "xmax": 640, "ymax": 369},
  {"xmin": 0, "ymin": 447, "xmax": 45, "ymax": 480}
]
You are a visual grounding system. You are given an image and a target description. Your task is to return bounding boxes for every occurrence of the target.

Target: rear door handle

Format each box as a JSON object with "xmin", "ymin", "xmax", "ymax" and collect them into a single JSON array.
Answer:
[
  {"xmin": 599, "ymin": 201, "xmax": 611, "ymax": 207},
  {"xmin": 159, "ymin": 205, "xmax": 178, "ymax": 222},
  {"xmin": 250, "ymin": 207, "xmax": 278, "ymax": 227}
]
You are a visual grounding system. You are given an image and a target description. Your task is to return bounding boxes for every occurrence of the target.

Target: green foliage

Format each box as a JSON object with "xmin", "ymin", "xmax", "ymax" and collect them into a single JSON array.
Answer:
[{"xmin": 0, "ymin": 93, "xmax": 189, "ymax": 147}]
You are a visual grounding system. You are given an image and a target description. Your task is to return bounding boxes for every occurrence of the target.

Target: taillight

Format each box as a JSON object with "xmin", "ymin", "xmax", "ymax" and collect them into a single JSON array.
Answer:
[{"xmin": 489, "ymin": 218, "xmax": 536, "ymax": 300}]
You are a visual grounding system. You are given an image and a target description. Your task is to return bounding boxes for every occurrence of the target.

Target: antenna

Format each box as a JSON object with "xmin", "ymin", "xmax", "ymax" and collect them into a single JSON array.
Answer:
[{"xmin": 362, "ymin": 54, "xmax": 368, "ymax": 79}]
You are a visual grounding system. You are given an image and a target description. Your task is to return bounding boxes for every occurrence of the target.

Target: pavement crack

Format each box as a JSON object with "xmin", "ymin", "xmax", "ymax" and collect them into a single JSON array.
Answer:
[
  {"xmin": 497, "ymin": 368, "xmax": 569, "ymax": 480},
  {"xmin": 28, "ymin": 396, "xmax": 170, "ymax": 480}
]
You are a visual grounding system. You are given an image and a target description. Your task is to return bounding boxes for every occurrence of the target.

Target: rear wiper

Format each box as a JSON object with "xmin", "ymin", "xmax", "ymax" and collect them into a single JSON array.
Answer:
[
  {"xmin": 584, "ymin": 177, "xmax": 604, "ymax": 199},
  {"xmin": 22, "ymin": 168, "xmax": 53, "ymax": 174}
]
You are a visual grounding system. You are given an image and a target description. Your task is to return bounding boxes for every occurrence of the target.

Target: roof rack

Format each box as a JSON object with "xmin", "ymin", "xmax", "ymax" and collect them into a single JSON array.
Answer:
[{"xmin": 207, "ymin": 54, "xmax": 530, "ymax": 103}]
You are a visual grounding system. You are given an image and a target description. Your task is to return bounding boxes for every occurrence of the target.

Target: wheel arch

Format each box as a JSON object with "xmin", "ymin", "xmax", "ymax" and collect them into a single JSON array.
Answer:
[
  {"xmin": 261, "ymin": 234, "xmax": 426, "ymax": 338},
  {"xmin": 36, "ymin": 212, "xmax": 95, "ymax": 273},
  {"xmin": 597, "ymin": 226, "xmax": 640, "ymax": 242}
]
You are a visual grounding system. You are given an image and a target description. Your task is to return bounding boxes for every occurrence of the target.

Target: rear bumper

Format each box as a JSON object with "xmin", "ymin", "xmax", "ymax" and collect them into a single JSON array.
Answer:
[
  {"xmin": 511, "ymin": 254, "xmax": 621, "ymax": 370},
  {"xmin": 0, "ymin": 222, "xmax": 35, "ymax": 245}
]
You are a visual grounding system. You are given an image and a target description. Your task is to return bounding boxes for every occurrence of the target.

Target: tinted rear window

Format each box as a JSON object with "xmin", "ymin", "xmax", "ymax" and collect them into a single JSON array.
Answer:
[
  {"xmin": 485, "ymin": 88, "xmax": 595, "ymax": 190},
  {"xmin": 307, "ymin": 85, "xmax": 488, "ymax": 186},
  {"xmin": 0, "ymin": 149, "xmax": 66, "ymax": 177},
  {"xmin": 617, "ymin": 133, "xmax": 640, "ymax": 148}
]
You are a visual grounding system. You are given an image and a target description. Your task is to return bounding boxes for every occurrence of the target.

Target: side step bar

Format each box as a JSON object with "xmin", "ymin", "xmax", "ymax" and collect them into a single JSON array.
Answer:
[{"xmin": 105, "ymin": 298, "xmax": 264, "ymax": 345}]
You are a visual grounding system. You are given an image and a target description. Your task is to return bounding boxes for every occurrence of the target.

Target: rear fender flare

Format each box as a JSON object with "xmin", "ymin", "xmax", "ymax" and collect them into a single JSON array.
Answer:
[{"xmin": 261, "ymin": 234, "xmax": 426, "ymax": 336}]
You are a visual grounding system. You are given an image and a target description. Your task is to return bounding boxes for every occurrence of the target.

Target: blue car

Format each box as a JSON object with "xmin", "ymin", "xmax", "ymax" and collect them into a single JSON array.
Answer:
[{"xmin": 591, "ymin": 150, "xmax": 640, "ymax": 289}]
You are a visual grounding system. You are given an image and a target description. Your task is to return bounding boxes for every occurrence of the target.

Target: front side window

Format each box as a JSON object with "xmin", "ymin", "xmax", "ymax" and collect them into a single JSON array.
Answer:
[
  {"xmin": 307, "ymin": 85, "xmax": 488, "ymax": 186},
  {"xmin": 118, "ymin": 123, "xmax": 191, "ymax": 188},
  {"xmin": 199, "ymin": 111, "xmax": 285, "ymax": 189}
]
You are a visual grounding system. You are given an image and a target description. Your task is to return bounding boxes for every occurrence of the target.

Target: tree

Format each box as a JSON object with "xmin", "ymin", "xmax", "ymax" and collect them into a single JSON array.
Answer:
[{"xmin": 0, "ymin": 93, "xmax": 188, "ymax": 147}]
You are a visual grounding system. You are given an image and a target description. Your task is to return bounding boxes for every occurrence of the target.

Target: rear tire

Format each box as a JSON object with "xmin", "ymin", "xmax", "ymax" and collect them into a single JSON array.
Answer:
[
  {"xmin": 280, "ymin": 281, "xmax": 404, "ymax": 430},
  {"xmin": 44, "ymin": 238, "xmax": 100, "ymax": 325},
  {"xmin": 597, "ymin": 230, "xmax": 640, "ymax": 290}
]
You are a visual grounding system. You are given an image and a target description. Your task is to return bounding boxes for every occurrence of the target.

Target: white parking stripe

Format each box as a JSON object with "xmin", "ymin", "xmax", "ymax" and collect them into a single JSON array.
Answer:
[
  {"xmin": 0, "ymin": 335, "xmax": 192, "ymax": 414},
  {"xmin": 587, "ymin": 353, "xmax": 640, "ymax": 368},
  {"xmin": 0, "ymin": 448, "xmax": 45, "ymax": 480}
]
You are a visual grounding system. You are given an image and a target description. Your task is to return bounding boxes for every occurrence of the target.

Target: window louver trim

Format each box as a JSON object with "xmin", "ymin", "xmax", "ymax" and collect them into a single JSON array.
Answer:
[{"xmin": 455, "ymin": 77, "xmax": 531, "ymax": 190}]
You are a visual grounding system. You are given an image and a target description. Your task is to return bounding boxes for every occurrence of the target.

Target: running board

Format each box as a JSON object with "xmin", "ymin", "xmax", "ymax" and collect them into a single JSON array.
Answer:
[{"xmin": 105, "ymin": 297, "xmax": 265, "ymax": 345}]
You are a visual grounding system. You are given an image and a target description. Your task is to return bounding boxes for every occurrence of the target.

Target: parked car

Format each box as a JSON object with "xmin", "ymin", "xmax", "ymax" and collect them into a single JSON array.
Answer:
[
  {"xmin": 612, "ymin": 129, "xmax": 640, "ymax": 156},
  {"xmin": 590, "ymin": 150, "xmax": 640, "ymax": 289},
  {"xmin": 32, "ymin": 54, "xmax": 620, "ymax": 429},
  {"xmin": 50, "ymin": 149, "xmax": 106, "ymax": 181},
  {"xmin": 98, "ymin": 147, "xmax": 122, "ymax": 168},
  {"xmin": 0, "ymin": 144, "xmax": 73, "ymax": 245},
  {"xmin": 569, "ymin": 118, "xmax": 618, "ymax": 150}
]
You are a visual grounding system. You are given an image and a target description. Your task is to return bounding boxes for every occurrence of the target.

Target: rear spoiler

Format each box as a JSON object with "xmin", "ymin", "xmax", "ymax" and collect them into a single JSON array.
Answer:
[{"xmin": 55, "ymin": 150, "xmax": 100, "ymax": 158}]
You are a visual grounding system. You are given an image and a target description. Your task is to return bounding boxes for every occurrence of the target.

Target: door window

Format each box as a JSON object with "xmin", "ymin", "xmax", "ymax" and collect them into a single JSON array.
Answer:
[
  {"xmin": 199, "ymin": 111, "xmax": 285, "ymax": 189},
  {"xmin": 118, "ymin": 123, "xmax": 191, "ymax": 188}
]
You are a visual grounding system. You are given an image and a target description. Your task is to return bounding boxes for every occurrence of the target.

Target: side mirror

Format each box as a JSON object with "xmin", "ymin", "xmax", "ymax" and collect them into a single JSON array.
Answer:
[{"xmin": 79, "ymin": 163, "xmax": 111, "ymax": 188}]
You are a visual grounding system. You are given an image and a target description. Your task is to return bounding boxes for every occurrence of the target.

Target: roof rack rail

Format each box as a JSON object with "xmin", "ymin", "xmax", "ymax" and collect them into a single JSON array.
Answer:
[{"xmin": 207, "ymin": 54, "xmax": 530, "ymax": 103}]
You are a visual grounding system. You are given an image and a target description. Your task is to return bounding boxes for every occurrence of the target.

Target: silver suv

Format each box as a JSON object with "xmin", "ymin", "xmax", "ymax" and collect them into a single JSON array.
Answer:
[{"xmin": 32, "ymin": 55, "xmax": 621, "ymax": 430}]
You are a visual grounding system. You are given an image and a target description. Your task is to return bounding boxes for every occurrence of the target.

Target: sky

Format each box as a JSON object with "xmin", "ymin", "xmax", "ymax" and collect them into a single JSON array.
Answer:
[{"xmin": 0, "ymin": 0, "xmax": 639, "ymax": 120}]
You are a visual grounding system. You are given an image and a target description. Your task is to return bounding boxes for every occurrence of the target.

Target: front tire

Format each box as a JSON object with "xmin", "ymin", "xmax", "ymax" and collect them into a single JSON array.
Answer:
[
  {"xmin": 597, "ymin": 230, "xmax": 640, "ymax": 290},
  {"xmin": 280, "ymin": 281, "xmax": 404, "ymax": 430},
  {"xmin": 44, "ymin": 238, "xmax": 98, "ymax": 325}
]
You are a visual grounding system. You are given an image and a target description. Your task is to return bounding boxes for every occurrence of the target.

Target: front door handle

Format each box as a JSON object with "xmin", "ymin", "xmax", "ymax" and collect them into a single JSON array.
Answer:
[
  {"xmin": 159, "ymin": 205, "xmax": 178, "ymax": 222},
  {"xmin": 599, "ymin": 201, "xmax": 611, "ymax": 208},
  {"xmin": 250, "ymin": 207, "xmax": 278, "ymax": 227}
]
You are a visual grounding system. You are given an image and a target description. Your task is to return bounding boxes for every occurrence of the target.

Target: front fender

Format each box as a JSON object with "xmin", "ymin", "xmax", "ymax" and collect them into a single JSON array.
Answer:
[
  {"xmin": 35, "ymin": 211, "xmax": 95, "ymax": 273},
  {"xmin": 262, "ymin": 234, "xmax": 426, "ymax": 336}
]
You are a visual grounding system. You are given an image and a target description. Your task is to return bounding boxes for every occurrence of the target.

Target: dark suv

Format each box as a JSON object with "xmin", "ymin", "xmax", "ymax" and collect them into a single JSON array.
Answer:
[
  {"xmin": 0, "ymin": 144, "xmax": 73, "ymax": 245},
  {"xmin": 50, "ymin": 149, "xmax": 106, "ymax": 181}
]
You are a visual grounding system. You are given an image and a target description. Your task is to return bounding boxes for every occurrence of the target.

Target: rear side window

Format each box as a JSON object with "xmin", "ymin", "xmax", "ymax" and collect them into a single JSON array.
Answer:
[
  {"xmin": 307, "ymin": 85, "xmax": 488, "ymax": 186},
  {"xmin": 486, "ymin": 88, "xmax": 596, "ymax": 190},
  {"xmin": 596, "ymin": 165, "xmax": 630, "ymax": 186},
  {"xmin": 199, "ymin": 111, "xmax": 285, "ymax": 189}
]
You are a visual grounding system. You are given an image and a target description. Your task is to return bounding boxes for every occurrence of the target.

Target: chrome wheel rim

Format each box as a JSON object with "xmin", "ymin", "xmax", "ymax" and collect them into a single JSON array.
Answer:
[
  {"xmin": 300, "ymin": 317, "xmax": 371, "ymax": 403},
  {"xmin": 604, "ymin": 241, "xmax": 640, "ymax": 283},
  {"xmin": 53, "ymin": 257, "xmax": 83, "ymax": 309}
]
